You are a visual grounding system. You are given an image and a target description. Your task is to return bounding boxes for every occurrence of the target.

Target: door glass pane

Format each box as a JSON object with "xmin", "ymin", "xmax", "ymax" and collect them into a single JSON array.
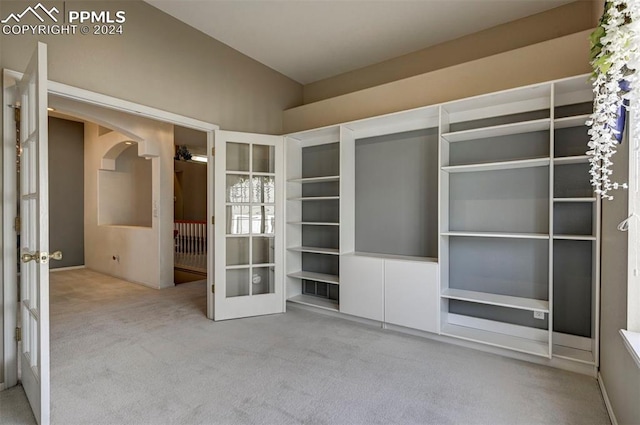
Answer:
[
  {"xmin": 226, "ymin": 237, "xmax": 249, "ymax": 266},
  {"xmin": 252, "ymin": 176, "xmax": 275, "ymax": 204},
  {"xmin": 226, "ymin": 142, "xmax": 250, "ymax": 172},
  {"xmin": 253, "ymin": 237, "xmax": 274, "ymax": 264},
  {"xmin": 252, "ymin": 267, "xmax": 275, "ymax": 295},
  {"xmin": 251, "ymin": 206, "xmax": 275, "ymax": 234},
  {"xmin": 226, "ymin": 175, "xmax": 250, "ymax": 203},
  {"xmin": 226, "ymin": 206, "xmax": 250, "ymax": 235},
  {"xmin": 226, "ymin": 268, "xmax": 250, "ymax": 297},
  {"xmin": 253, "ymin": 144, "xmax": 275, "ymax": 173}
]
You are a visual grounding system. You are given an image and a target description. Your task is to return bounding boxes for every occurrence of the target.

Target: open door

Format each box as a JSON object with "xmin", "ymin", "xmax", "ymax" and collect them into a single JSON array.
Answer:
[
  {"xmin": 211, "ymin": 130, "xmax": 284, "ymax": 320},
  {"xmin": 18, "ymin": 42, "xmax": 52, "ymax": 425}
]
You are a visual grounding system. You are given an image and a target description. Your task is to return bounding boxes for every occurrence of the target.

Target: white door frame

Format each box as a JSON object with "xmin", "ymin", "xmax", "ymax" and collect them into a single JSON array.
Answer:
[{"xmin": 2, "ymin": 68, "xmax": 219, "ymax": 389}]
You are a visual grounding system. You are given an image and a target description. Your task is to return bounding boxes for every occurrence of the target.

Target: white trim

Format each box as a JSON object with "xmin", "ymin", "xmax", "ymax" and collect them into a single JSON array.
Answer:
[
  {"xmin": 620, "ymin": 329, "xmax": 640, "ymax": 369},
  {"xmin": 2, "ymin": 70, "xmax": 19, "ymax": 389},
  {"xmin": 49, "ymin": 265, "xmax": 85, "ymax": 273},
  {"xmin": 598, "ymin": 372, "xmax": 619, "ymax": 425}
]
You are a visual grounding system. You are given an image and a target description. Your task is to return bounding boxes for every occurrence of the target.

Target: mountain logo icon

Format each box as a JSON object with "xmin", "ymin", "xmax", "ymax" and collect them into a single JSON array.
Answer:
[{"xmin": 1, "ymin": 3, "xmax": 59, "ymax": 24}]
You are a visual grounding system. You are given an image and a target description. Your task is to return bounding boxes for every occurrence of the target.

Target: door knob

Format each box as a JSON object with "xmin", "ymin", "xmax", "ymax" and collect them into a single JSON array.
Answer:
[
  {"xmin": 20, "ymin": 250, "xmax": 63, "ymax": 264},
  {"xmin": 21, "ymin": 251, "xmax": 38, "ymax": 263}
]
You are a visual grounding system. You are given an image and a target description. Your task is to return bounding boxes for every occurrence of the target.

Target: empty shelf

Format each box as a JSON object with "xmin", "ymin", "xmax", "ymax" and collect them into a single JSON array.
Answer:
[
  {"xmin": 553, "ymin": 197, "xmax": 597, "ymax": 203},
  {"xmin": 288, "ymin": 175, "xmax": 340, "ymax": 183},
  {"xmin": 442, "ymin": 118, "xmax": 550, "ymax": 143},
  {"xmin": 554, "ymin": 155, "xmax": 589, "ymax": 165},
  {"xmin": 553, "ymin": 234, "xmax": 597, "ymax": 241},
  {"xmin": 441, "ymin": 231, "xmax": 549, "ymax": 240},
  {"xmin": 441, "ymin": 323, "xmax": 549, "ymax": 357},
  {"xmin": 288, "ymin": 271, "xmax": 339, "ymax": 285},
  {"xmin": 442, "ymin": 288, "xmax": 549, "ymax": 312},
  {"xmin": 288, "ymin": 196, "xmax": 340, "ymax": 201},
  {"xmin": 288, "ymin": 222, "xmax": 340, "ymax": 226},
  {"xmin": 288, "ymin": 246, "xmax": 339, "ymax": 255},
  {"xmin": 554, "ymin": 114, "xmax": 590, "ymax": 129},
  {"xmin": 288, "ymin": 294, "xmax": 339, "ymax": 311},
  {"xmin": 442, "ymin": 158, "xmax": 550, "ymax": 173},
  {"xmin": 552, "ymin": 344, "xmax": 595, "ymax": 365}
]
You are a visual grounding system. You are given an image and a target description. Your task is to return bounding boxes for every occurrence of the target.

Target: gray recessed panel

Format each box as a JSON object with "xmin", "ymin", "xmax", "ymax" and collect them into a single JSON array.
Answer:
[
  {"xmin": 301, "ymin": 143, "xmax": 340, "ymax": 178},
  {"xmin": 449, "ymin": 300, "xmax": 549, "ymax": 330},
  {"xmin": 449, "ymin": 131, "xmax": 549, "ymax": 166}
]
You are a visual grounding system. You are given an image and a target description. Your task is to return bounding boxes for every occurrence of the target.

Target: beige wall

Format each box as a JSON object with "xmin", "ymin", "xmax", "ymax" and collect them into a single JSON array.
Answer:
[
  {"xmin": 599, "ymin": 139, "xmax": 640, "ymax": 425},
  {"xmin": 284, "ymin": 31, "xmax": 592, "ymax": 133},
  {"xmin": 303, "ymin": 1, "xmax": 601, "ymax": 104},
  {"xmin": 174, "ymin": 160, "xmax": 207, "ymax": 222}
]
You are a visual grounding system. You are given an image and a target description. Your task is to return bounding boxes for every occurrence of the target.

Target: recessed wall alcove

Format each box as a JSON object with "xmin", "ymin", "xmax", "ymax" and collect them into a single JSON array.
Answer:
[{"xmin": 98, "ymin": 141, "xmax": 153, "ymax": 227}]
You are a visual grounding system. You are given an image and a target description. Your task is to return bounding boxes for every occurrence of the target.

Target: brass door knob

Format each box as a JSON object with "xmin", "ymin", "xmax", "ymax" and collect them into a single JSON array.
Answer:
[
  {"xmin": 21, "ymin": 251, "xmax": 38, "ymax": 263},
  {"xmin": 50, "ymin": 251, "xmax": 63, "ymax": 261}
]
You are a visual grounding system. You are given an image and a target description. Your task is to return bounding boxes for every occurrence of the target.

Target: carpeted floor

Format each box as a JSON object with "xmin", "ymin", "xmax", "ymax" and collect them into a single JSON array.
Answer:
[{"xmin": 1, "ymin": 268, "xmax": 610, "ymax": 425}]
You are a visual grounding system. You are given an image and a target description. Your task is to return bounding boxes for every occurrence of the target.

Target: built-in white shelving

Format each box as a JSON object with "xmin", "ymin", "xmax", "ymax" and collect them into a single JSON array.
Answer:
[
  {"xmin": 441, "ymin": 118, "xmax": 550, "ymax": 143},
  {"xmin": 287, "ymin": 196, "xmax": 340, "ymax": 201},
  {"xmin": 553, "ymin": 234, "xmax": 597, "ymax": 241},
  {"xmin": 288, "ymin": 175, "xmax": 340, "ymax": 184},
  {"xmin": 288, "ymin": 246, "xmax": 340, "ymax": 255},
  {"xmin": 288, "ymin": 271, "xmax": 340, "ymax": 285},
  {"xmin": 288, "ymin": 294, "xmax": 339, "ymax": 311},
  {"xmin": 441, "ymin": 158, "xmax": 550, "ymax": 173},
  {"xmin": 441, "ymin": 323, "xmax": 550, "ymax": 357},
  {"xmin": 554, "ymin": 114, "xmax": 590, "ymax": 129},
  {"xmin": 441, "ymin": 231, "xmax": 549, "ymax": 240},
  {"xmin": 441, "ymin": 288, "xmax": 549, "ymax": 312},
  {"xmin": 288, "ymin": 221, "xmax": 340, "ymax": 226},
  {"xmin": 553, "ymin": 197, "xmax": 597, "ymax": 203},
  {"xmin": 554, "ymin": 155, "xmax": 589, "ymax": 165}
]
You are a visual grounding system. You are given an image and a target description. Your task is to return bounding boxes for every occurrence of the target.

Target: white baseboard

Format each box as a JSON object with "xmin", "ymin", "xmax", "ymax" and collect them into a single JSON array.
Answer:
[
  {"xmin": 598, "ymin": 372, "xmax": 618, "ymax": 425},
  {"xmin": 49, "ymin": 265, "xmax": 85, "ymax": 272}
]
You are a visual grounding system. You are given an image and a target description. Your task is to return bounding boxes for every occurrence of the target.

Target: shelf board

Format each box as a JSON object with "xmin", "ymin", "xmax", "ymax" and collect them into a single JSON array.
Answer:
[
  {"xmin": 553, "ymin": 197, "xmax": 596, "ymax": 203},
  {"xmin": 288, "ymin": 246, "xmax": 339, "ymax": 255},
  {"xmin": 288, "ymin": 222, "xmax": 340, "ymax": 226},
  {"xmin": 554, "ymin": 114, "xmax": 590, "ymax": 129},
  {"xmin": 554, "ymin": 155, "xmax": 589, "ymax": 165},
  {"xmin": 288, "ymin": 175, "xmax": 340, "ymax": 184},
  {"xmin": 553, "ymin": 234, "xmax": 597, "ymax": 241},
  {"xmin": 287, "ymin": 196, "xmax": 340, "ymax": 201},
  {"xmin": 442, "ymin": 118, "xmax": 550, "ymax": 143},
  {"xmin": 287, "ymin": 294, "xmax": 339, "ymax": 312},
  {"xmin": 442, "ymin": 158, "xmax": 549, "ymax": 173},
  {"xmin": 287, "ymin": 271, "xmax": 339, "ymax": 285},
  {"xmin": 441, "ymin": 323, "xmax": 549, "ymax": 357},
  {"xmin": 442, "ymin": 288, "xmax": 549, "ymax": 313},
  {"xmin": 552, "ymin": 344, "xmax": 595, "ymax": 365},
  {"xmin": 441, "ymin": 231, "xmax": 549, "ymax": 240}
]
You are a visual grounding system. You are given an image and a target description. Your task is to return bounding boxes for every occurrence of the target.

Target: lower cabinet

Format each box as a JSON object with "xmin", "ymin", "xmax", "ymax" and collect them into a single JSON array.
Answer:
[
  {"xmin": 384, "ymin": 260, "xmax": 439, "ymax": 333},
  {"xmin": 340, "ymin": 254, "xmax": 439, "ymax": 331},
  {"xmin": 340, "ymin": 255, "xmax": 384, "ymax": 321}
]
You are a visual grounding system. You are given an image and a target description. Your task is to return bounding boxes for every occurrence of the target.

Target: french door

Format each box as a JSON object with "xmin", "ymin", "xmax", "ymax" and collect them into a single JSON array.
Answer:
[
  {"xmin": 211, "ymin": 131, "xmax": 285, "ymax": 320},
  {"xmin": 18, "ymin": 42, "xmax": 51, "ymax": 425}
]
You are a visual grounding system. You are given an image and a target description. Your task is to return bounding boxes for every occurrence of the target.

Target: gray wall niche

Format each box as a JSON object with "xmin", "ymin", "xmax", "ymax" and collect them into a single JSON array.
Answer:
[
  {"xmin": 49, "ymin": 117, "xmax": 85, "ymax": 269},
  {"xmin": 355, "ymin": 128, "xmax": 438, "ymax": 258}
]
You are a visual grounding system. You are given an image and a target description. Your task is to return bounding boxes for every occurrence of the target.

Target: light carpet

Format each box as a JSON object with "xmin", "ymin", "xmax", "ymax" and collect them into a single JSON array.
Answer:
[{"xmin": 1, "ymin": 268, "xmax": 610, "ymax": 425}]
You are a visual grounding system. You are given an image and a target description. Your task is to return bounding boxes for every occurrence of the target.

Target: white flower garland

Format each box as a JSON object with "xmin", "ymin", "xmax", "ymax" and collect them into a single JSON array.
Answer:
[{"xmin": 588, "ymin": 0, "xmax": 640, "ymax": 200}]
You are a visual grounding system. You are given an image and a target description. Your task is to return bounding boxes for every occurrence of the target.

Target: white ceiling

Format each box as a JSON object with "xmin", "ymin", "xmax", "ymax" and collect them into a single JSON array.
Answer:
[{"xmin": 145, "ymin": 0, "xmax": 575, "ymax": 84}]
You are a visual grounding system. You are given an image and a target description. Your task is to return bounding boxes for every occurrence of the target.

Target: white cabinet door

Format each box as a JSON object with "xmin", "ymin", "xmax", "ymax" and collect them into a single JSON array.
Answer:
[
  {"xmin": 385, "ymin": 260, "xmax": 439, "ymax": 333},
  {"xmin": 340, "ymin": 255, "xmax": 384, "ymax": 321}
]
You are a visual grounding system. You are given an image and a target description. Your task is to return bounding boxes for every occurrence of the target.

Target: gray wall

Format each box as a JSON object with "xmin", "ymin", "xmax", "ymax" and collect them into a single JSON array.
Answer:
[
  {"xmin": 354, "ymin": 129, "xmax": 438, "ymax": 258},
  {"xmin": 599, "ymin": 139, "xmax": 640, "ymax": 424},
  {"xmin": 49, "ymin": 117, "xmax": 84, "ymax": 269}
]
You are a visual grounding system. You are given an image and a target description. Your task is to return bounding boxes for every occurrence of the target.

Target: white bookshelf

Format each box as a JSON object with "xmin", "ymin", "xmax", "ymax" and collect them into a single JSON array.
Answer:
[
  {"xmin": 287, "ymin": 246, "xmax": 340, "ymax": 255},
  {"xmin": 441, "ymin": 158, "xmax": 550, "ymax": 173},
  {"xmin": 441, "ymin": 231, "xmax": 549, "ymax": 240},
  {"xmin": 441, "ymin": 288, "xmax": 549, "ymax": 313},
  {"xmin": 441, "ymin": 118, "xmax": 550, "ymax": 143},
  {"xmin": 287, "ymin": 271, "xmax": 339, "ymax": 285}
]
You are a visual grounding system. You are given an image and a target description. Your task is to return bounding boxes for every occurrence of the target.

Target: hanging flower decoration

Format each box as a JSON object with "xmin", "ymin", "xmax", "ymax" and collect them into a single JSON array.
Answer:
[{"xmin": 587, "ymin": 0, "xmax": 640, "ymax": 200}]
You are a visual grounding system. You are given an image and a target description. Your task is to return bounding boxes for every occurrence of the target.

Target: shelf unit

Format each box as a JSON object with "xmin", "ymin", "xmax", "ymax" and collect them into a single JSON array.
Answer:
[
  {"xmin": 285, "ymin": 127, "xmax": 344, "ymax": 311},
  {"xmin": 283, "ymin": 74, "xmax": 600, "ymax": 373},
  {"xmin": 439, "ymin": 76, "xmax": 600, "ymax": 365}
]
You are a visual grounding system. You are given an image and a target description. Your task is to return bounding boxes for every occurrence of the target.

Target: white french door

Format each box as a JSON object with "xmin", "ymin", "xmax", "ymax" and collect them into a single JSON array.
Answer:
[
  {"xmin": 18, "ymin": 42, "xmax": 51, "ymax": 425},
  {"xmin": 212, "ymin": 131, "xmax": 284, "ymax": 320}
]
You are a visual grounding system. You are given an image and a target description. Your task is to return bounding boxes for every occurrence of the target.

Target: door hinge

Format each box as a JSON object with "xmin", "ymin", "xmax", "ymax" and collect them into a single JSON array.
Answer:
[
  {"xmin": 211, "ymin": 284, "xmax": 215, "ymax": 294},
  {"xmin": 14, "ymin": 216, "xmax": 20, "ymax": 232},
  {"xmin": 211, "ymin": 147, "xmax": 215, "ymax": 156},
  {"xmin": 15, "ymin": 327, "xmax": 21, "ymax": 342},
  {"xmin": 211, "ymin": 216, "xmax": 215, "ymax": 225}
]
